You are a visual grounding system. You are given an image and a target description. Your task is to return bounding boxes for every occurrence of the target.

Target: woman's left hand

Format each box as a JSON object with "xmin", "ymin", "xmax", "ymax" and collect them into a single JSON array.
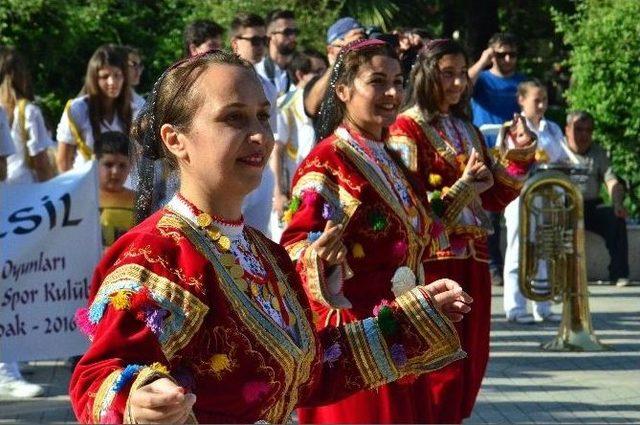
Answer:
[
  {"xmin": 423, "ymin": 279, "xmax": 473, "ymax": 322},
  {"xmin": 509, "ymin": 113, "xmax": 537, "ymax": 148}
]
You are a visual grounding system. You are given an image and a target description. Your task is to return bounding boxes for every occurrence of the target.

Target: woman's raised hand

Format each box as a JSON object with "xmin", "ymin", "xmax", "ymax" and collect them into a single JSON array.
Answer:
[
  {"xmin": 461, "ymin": 148, "xmax": 494, "ymax": 194},
  {"xmin": 310, "ymin": 220, "xmax": 348, "ymax": 266},
  {"xmin": 509, "ymin": 113, "xmax": 537, "ymax": 148},
  {"xmin": 423, "ymin": 278, "xmax": 473, "ymax": 322},
  {"xmin": 129, "ymin": 377, "xmax": 196, "ymax": 424}
]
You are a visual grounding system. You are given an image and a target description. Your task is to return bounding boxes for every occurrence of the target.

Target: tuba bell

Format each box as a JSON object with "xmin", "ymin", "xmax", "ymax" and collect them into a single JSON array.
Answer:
[{"xmin": 519, "ymin": 164, "xmax": 609, "ymax": 351}]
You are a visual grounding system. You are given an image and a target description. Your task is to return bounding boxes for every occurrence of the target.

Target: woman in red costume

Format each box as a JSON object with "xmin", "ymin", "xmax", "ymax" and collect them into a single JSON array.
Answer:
[
  {"xmin": 388, "ymin": 38, "xmax": 538, "ymax": 423},
  {"xmin": 280, "ymin": 39, "xmax": 472, "ymax": 423},
  {"xmin": 68, "ymin": 49, "xmax": 472, "ymax": 424}
]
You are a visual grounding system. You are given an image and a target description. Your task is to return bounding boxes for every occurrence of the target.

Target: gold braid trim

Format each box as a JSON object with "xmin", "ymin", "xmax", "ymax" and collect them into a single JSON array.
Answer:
[
  {"xmin": 92, "ymin": 369, "xmax": 121, "ymax": 423},
  {"xmin": 387, "ymin": 134, "xmax": 418, "ymax": 172},
  {"xmin": 441, "ymin": 179, "xmax": 475, "ymax": 225},
  {"xmin": 343, "ymin": 321, "xmax": 386, "ymax": 387},
  {"xmin": 100, "ymin": 264, "xmax": 209, "ymax": 359},
  {"xmin": 300, "ymin": 246, "xmax": 341, "ymax": 309}
]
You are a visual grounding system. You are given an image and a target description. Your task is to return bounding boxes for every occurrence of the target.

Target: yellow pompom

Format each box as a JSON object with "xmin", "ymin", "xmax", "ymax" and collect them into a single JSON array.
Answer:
[
  {"xmin": 110, "ymin": 290, "xmax": 132, "ymax": 310},
  {"xmin": 209, "ymin": 354, "xmax": 233, "ymax": 377},
  {"xmin": 283, "ymin": 209, "xmax": 294, "ymax": 223},
  {"xmin": 428, "ymin": 173, "xmax": 443, "ymax": 187},
  {"xmin": 535, "ymin": 149, "xmax": 549, "ymax": 163},
  {"xmin": 352, "ymin": 243, "xmax": 365, "ymax": 258},
  {"xmin": 150, "ymin": 362, "xmax": 169, "ymax": 375}
]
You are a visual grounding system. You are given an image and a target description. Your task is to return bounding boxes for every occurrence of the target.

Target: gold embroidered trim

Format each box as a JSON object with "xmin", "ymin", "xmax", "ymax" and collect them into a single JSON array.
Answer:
[
  {"xmin": 344, "ymin": 321, "xmax": 384, "ymax": 386},
  {"xmin": 100, "ymin": 264, "xmax": 209, "ymax": 359},
  {"xmin": 163, "ymin": 210, "xmax": 316, "ymax": 423},
  {"xmin": 92, "ymin": 369, "xmax": 121, "ymax": 423},
  {"xmin": 387, "ymin": 134, "xmax": 418, "ymax": 172},
  {"xmin": 291, "ymin": 171, "xmax": 361, "ymax": 228},
  {"xmin": 442, "ymin": 179, "xmax": 475, "ymax": 224},
  {"xmin": 334, "ymin": 136, "xmax": 429, "ymax": 272}
]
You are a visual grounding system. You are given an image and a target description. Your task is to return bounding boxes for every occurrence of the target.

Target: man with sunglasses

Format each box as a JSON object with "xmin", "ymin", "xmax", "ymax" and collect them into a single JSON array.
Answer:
[
  {"xmin": 468, "ymin": 32, "xmax": 527, "ymax": 288},
  {"xmin": 256, "ymin": 9, "xmax": 298, "ymax": 97},
  {"xmin": 230, "ymin": 12, "xmax": 284, "ymax": 239}
]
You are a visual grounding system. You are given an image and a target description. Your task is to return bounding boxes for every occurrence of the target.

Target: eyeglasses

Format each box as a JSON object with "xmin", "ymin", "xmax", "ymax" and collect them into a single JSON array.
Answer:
[
  {"xmin": 271, "ymin": 28, "xmax": 299, "ymax": 37},
  {"xmin": 236, "ymin": 35, "xmax": 269, "ymax": 46},
  {"xmin": 128, "ymin": 61, "xmax": 144, "ymax": 70},
  {"xmin": 495, "ymin": 51, "xmax": 518, "ymax": 59}
]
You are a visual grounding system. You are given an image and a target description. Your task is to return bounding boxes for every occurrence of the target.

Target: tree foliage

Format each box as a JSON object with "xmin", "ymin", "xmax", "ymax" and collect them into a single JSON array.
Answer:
[{"xmin": 554, "ymin": 0, "xmax": 640, "ymax": 217}]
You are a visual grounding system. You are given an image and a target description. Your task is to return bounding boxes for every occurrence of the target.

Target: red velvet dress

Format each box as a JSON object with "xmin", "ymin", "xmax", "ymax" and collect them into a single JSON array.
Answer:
[
  {"xmin": 281, "ymin": 125, "xmax": 456, "ymax": 423},
  {"xmin": 69, "ymin": 193, "xmax": 464, "ymax": 424},
  {"xmin": 388, "ymin": 106, "xmax": 536, "ymax": 423}
]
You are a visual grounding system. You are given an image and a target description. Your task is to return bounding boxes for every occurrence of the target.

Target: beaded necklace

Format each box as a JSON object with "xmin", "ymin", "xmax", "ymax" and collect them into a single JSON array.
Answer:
[{"xmin": 175, "ymin": 194, "xmax": 291, "ymax": 327}]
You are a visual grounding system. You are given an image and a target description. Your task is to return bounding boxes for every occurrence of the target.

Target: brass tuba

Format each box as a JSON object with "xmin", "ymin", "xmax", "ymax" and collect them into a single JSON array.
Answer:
[{"xmin": 519, "ymin": 166, "xmax": 609, "ymax": 351}]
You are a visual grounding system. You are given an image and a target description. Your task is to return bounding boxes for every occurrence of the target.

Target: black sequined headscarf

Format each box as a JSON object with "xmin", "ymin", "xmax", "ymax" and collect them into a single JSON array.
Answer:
[
  {"xmin": 133, "ymin": 49, "xmax": 255, "ymax": 223},
  {"xmin": 314, "ymin": 38, "xmax": 394, "ymax": 141}
]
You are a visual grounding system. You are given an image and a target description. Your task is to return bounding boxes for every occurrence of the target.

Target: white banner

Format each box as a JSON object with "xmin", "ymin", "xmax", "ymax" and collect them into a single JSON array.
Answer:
[{"xmin": 0, "ymin": 162, "xmax": 102, "ymax": 362}]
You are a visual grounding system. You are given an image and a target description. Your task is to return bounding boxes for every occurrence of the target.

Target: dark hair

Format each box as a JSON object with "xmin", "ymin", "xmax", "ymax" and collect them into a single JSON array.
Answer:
[
  {"xmin": 288, "ymin": 52, "xmax": 312, "ymax": 84},
  {"xmin": 121, "ymin": 45, "xmax": 141, "ymax": 57},
  {"xmin": 230, "ymin": 12, "xmax": 266, "ymax": 37},
  {"xmin": 95, "ymin": 131, "xmax": 130, "ymax": 158},
  {"xmin": 517, "ymin": 78, "xmax": 546, "ymax": 98},
  {"xmin": 183, "ymin": 20, "xmax": 224, "ymax": 55},
  {"xmin": 82, "ymin": 44, "xmax": 132, "ymax": 145},
  {"xmin": 0, "ymin": 46, "xmax": 34, "ymax": 126},
  {"xmin": 304, "ymin": 48, "xmax": 329, "ymax": 67},
  {"xmin": 487, "ymin": 32, "xmax": 518, "ymax": 49},
  {"xmin": 403, "ymin": 39, "xmax": 471, "ymax": 121},
  {"xmin": 315, "ymin": 40, "xmax": 398, "ymax": 140},
  {"xmin": 132, "ymin": 50, "xmax": 256, "ymax": 222},
  {"xmin": 266, "ymin": 9, "xmax": 295, "ymax": 29}
]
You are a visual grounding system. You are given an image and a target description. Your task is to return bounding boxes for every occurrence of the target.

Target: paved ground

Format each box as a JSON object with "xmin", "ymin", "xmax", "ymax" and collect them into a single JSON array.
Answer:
[{"xmin": 1, "ymin": 283, "xmax": 638, "ymax": 424}]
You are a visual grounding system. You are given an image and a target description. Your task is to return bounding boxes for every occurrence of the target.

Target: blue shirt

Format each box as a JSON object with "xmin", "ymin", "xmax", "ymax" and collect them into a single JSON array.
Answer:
[{"xmin": 471, "ymin": 70, "xmax": 525, "ymax": 147}]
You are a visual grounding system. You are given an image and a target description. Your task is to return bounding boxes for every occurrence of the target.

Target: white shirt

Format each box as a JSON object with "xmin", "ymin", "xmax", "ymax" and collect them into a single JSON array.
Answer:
[
  {"xmin": 275, "ymin": 89, "xmax": 316, "ymax": 190},
  {"xmin": 56, "ymin": 95, "xmax": 142, "ymax": 169},
  {"xmin": 0, "ymin": 107, "xmax": 16, "ymax": 158},
  {"xmin": 7, "ymin": 102, "xmax": 54, "ymax": 184},
  {"xmin": 255, "ymin": 57, "xmax": 291, "ymax": 98},
  {"xmin": 131, "ymin": 90, "xmax": 146, "ymax": 112},
  {"xmin": 526, "ymin": 117, "xmax": 569, "ymax": 163}
]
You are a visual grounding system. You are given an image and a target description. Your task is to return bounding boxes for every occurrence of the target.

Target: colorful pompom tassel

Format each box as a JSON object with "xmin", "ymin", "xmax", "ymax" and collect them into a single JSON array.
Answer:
[
  {"xmin": 376, "ymin": 306, "xmax": 398, "ymax": 337},
  {"xmin": 74, "ymin": 307, "xmax": 97, "ymax": 338},
  {"xmin": 352, "ymin": 242, "xmax": 365, "ymax": 259}
]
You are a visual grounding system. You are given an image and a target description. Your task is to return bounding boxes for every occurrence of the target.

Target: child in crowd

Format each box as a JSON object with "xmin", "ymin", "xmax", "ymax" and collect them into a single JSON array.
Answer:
[
  {"xmin": 95, "ymin": 131, "xmax": 135, "ymax": 249},
  {"xmin": 502, "ymin": 79, "xmax": 568, "ymax": 324}
]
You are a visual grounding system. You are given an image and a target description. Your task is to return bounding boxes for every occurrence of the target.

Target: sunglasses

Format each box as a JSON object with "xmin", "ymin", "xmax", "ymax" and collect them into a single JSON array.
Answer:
[
  {"xmin": 271, "ymin": 27, "xmax": 299, "ymax": 37},
  {"xmin": 495, "ymin": 51, "xmax": 518, "ymax": 59},
  {"xmin": 237, "ymin": 35, "xmax": 269, "ymax": 46}
]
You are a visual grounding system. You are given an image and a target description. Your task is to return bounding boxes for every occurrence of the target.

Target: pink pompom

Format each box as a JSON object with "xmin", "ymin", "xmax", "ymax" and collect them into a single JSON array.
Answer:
[
  {"xmin": 391, "ymin": 240, "xmax": 408, "ymax": 260},
  {"xmin": 242, "ymin": 381, "xmax": 270, "ymax": 403},
  {"xmin": 301, "ymin": 189, "xmax": 320, "ymax": 205},
  {"xmin": 506, "ymin": 162, "xmax": 527, "ymax": 176},
  {"xmin": 74, "ymin": 307, "xmax": 97, "ymax": 338},
  {"xmin": 372, "ymin": 299, "xmax": 391, "ymax": 316}
]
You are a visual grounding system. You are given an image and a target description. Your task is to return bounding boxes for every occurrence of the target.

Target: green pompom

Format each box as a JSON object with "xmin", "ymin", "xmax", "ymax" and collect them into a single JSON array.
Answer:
[
  {"xmin": 288, "ymin": 196, "xmax": 302, "ymax": 213},
  {"xmin": 369, "ymin": 211, "xmax": 387, "ymax": 232},
  {"xmin": 431, "ymin": 198, "xmax": 445, "ymax": 217},
  {"xmin": 377, "ymin": 306, "xmax": 398, "ymax": 337}
]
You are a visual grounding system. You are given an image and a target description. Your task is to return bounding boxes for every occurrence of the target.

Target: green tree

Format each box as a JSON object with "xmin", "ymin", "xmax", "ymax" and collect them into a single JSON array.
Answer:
[{"xmin": 554, "ymin": 0, "xmax": 640, "ymax": 218}]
